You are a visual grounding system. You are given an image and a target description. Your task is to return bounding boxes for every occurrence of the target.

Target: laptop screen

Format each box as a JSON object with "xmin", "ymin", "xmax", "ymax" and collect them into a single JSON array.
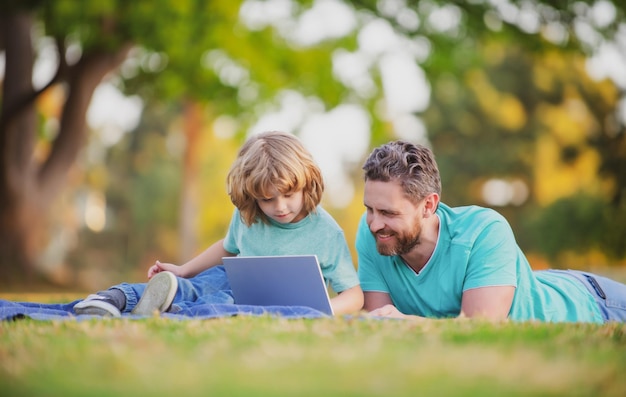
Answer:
[{"xmin": 222, "ymin": 255, "xmax": 334, "ymax": 315}]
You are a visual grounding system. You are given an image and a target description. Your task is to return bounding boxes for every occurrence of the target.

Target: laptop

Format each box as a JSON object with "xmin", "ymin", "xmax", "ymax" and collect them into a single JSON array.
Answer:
[{"xmin": 222, "ymin": 255, "xmax": 334, "ymax": 315}]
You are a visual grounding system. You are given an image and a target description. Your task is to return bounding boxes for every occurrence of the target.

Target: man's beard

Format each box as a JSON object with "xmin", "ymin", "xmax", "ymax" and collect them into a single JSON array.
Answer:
[{"xmin": 374, "ymin": 221, "xmax": 422, "ymax": 256}]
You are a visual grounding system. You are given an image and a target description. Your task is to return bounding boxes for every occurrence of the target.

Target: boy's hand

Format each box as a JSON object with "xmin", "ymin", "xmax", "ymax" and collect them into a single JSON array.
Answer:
[{"xmin": 147, "ymin": 260, "xmax": 179, "ymax": 279}]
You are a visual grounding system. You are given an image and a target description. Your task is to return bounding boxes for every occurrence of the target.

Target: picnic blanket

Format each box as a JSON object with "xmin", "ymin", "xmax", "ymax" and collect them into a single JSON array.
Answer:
[{"xmin": 0, "ymin": 299, "xmax": 329, "ymax": 321}]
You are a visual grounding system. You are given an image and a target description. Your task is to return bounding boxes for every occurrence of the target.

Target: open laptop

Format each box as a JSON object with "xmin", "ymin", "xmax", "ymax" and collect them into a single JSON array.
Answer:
[{"xmin": 222, "ymin": 255, "xmax": 334, "ymax": 315}]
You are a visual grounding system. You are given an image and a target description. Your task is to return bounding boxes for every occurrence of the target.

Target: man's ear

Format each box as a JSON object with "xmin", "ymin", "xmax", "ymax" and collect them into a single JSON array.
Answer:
[{"xmin": 423, "ymin": 193, "xmax": 440, "ymax": 217}]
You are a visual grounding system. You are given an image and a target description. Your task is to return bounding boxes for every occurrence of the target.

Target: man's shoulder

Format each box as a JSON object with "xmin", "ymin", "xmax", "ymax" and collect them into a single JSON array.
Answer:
[
  {"xmin": 438, "ymin": 203, "xmax": 505, "ymax": 223},
  {"xmin": 438, "ymin": 203, "xmax": 510, "ymax": 242}
]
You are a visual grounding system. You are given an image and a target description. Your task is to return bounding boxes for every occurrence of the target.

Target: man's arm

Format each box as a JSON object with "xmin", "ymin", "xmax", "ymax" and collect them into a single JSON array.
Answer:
[
  {"xmin": 363, "ymin": 291, "xmax": 394, "ymax": 312},
  {"xmin": 365, "ymin": 287, "xmax": 515, "ymax": 321},
  {"xmin": 365, "ymin": 292, "xmax": 414, "ymax": 319},
  {"xmin": 460, "ymin": 285, "xmax": 515, "ymax": 321}
]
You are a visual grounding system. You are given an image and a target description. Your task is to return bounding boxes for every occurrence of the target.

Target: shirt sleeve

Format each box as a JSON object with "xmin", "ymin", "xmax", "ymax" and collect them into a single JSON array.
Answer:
[
  {"xmin": 222, "ymin": 210, "xmax": 241, "ymax": 255},
  {"xmin": 323, "ymin": 229, "xmax": 360, "ymax": 293},
  {"xmin": 463, "ymin": 216, "xmax": 518, "ymax": 291}
]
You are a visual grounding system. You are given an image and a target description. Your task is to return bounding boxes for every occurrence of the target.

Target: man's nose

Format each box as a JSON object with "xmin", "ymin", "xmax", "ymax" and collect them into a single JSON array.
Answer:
[{"xmin": 367, "ymin": 213, "xmax": 384, "ymax": 232}]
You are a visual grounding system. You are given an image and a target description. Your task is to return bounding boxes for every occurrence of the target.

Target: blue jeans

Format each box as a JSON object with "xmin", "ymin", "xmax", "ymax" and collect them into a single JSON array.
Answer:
[
  {"xmin": 558, "ymin": 270, "xmax": 626, "ymax": 323},
  {"xmin": 112, "ymin": 266, "xmax": 234, "ymax": 313}
]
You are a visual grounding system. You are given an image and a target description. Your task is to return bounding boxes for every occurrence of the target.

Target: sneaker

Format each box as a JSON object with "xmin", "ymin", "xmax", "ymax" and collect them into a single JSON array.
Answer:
[
  {"xmin": 131, "ymin": 271, "xmax": 178, "ymax": 316},
  {"xmin": 74, "ymin": 294, "xmax": 122, "ymax": 317}
]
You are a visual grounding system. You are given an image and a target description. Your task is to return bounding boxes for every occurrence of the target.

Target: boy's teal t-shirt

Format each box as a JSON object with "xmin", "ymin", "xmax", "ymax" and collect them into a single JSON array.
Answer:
[
  {"xmin": 223, "ymin": 206, "xmax": 359, "ymax": 294},
  {"xmin": 356, "ymin": 203, "xmax": 603, "ymax": 323}
]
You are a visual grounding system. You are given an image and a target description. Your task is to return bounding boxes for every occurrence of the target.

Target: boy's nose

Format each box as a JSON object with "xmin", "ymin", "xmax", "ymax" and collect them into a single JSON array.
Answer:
[{"xmin": 274, "ymin": 197, "xmax": 287, "ymax": 210}]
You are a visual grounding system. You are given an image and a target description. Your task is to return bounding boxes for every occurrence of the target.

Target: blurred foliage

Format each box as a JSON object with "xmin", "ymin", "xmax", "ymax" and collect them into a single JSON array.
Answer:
[
  {"xmin": 346, "ymin": 0, "xmax": 626, "ymax": 268},
  {"xmin": 39, "ymin": 0, "xmax": 348, "ymax": 115},
  {"xmin": 422, "ymin": 40, "xmax": 626, "ymax": 265},
  {"xmin": 522, "ymin": 195, "xmax": 626, "ymax": 263}
]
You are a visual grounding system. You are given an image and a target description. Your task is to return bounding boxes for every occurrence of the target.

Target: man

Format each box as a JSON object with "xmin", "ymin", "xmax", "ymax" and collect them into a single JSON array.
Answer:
[{"xmin": 356, "ymin": 140, "xmax": 626, "ymax": 323}]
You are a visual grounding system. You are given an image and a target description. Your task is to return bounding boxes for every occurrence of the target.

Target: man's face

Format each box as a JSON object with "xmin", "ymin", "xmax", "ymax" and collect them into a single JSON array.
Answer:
[{"xmin": 364, "ymin": 180, "xmax": 423, "ymax": 256}]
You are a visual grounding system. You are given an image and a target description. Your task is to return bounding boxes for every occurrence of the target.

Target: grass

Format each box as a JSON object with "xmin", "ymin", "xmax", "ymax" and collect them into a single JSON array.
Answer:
[{"xmin": 1, "ymin": 296, "xmax": 626, "ymax": 397}]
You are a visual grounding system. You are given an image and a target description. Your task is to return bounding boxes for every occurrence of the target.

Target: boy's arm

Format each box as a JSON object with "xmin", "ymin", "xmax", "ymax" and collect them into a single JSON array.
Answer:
[
  {"xmin": 148, "ymin": 239, "xmax": 235, "ymax": 278},
  {"xmin": 330, "ymin": 285, "xmax": 364, "ymax": 315}
]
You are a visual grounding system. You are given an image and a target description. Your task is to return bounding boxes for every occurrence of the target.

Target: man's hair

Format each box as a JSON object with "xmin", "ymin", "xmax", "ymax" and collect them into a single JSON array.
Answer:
[
  {"xmin": 227, "ymin": 131, "xmax": 324, "ymax": 226},
  {"xmin": 362, "ymin": 140, "xmax": 441, "ymax": 204}
]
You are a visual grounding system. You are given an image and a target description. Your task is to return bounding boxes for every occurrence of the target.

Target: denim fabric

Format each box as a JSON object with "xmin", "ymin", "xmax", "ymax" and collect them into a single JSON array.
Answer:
[
  {"xmin": 0, "ymin": 299, "xmax": 327, "ymax": 321},
  {"xmin": 560, "ymin": 270, "xmax": 626, "ymax": 323},
  {"xmin": 112, "ymin": 266, "xmax": 234, "ymax": 313}
]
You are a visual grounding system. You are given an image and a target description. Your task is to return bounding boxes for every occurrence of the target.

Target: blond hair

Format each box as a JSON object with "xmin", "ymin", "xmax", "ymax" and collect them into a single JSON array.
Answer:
[{"xmin": 227, "ymin": 131, "xmax": 324, "ymax": 226}]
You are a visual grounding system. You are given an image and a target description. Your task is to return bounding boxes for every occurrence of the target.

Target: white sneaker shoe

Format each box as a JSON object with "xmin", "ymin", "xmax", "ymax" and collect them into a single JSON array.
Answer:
[
  {"xmin": 74, "ymin": 294, "xmax": 122, "ymax": 317},
  {"xmin": 131, "ymin": 271, "xmax": 178, "ymax": 316}
]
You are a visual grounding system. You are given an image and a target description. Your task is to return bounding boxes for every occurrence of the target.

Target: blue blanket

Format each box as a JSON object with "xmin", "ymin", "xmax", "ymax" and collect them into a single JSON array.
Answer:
[{"xmin": 0, "ymin": 299, "xmax": 329, "ymax": 321}]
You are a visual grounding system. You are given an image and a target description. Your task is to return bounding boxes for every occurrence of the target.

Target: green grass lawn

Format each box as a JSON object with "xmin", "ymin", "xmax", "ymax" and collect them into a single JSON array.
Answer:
[{"xmin": 1, "ymin": 310, "xmax": 625, "ymax": 397}]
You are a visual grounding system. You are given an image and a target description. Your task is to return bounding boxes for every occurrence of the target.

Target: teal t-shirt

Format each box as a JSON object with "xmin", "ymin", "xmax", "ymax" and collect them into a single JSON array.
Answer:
[
  {"xmin": 356, "ymin": 203, "xmax": 603, "ymax": 323},
  {"xmin": 223, "ymin": 206, "xmax": 359, "ymax": 294}
]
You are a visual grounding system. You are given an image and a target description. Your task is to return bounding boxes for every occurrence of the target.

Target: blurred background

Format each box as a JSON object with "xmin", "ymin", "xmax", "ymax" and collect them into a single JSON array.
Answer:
[{"xmin": 1, "ymin": 0, "xmax": 625, "ymax": 292}]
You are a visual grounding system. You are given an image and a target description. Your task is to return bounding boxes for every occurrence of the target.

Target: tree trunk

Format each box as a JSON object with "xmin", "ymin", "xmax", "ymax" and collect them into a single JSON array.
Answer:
[
  {"xmin": 179, "ymin": 101, "xmax": 203, "ymax": 261},
  {"xmin": 0, "ymin": 11, "xmax": 132, "ymax": 285},
  {"xmin": 0, "ymin": 13, "xmax": 39, "ymax": 284}
]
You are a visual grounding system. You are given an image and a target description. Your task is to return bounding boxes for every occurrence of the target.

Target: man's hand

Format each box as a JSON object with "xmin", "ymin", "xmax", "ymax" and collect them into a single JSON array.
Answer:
[{"xmin": 369, "ymin": 304, "xmax": 410, "ymax": 319}]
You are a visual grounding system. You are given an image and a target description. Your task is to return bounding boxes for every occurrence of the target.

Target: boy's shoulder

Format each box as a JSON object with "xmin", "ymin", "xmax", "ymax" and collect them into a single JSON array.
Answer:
[{"xmin": 311, "ymin": 205, "xmax": 344, "ymax": 230}]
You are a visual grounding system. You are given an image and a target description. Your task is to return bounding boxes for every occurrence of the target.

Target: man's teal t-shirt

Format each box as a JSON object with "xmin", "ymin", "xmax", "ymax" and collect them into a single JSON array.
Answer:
[
  {"xmin": 356, "ymin": 203, "xmax": 603, "ymax": 323},
  {"xmin": 223, "ymin": 206, "xmax": 359, "ymax": 294}
]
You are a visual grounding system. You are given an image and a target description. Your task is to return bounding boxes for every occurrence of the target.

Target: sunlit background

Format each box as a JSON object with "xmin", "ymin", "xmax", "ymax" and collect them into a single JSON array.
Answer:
[{"xmin": 1, "ymin": 0, "xmax": 625, "ymax": 289}]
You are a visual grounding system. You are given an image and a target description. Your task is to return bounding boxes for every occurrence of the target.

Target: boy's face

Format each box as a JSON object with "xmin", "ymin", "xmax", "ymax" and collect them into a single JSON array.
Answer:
[{"xmin": 256, "ymin": 188, "xmax": 307, "ymax": 224}]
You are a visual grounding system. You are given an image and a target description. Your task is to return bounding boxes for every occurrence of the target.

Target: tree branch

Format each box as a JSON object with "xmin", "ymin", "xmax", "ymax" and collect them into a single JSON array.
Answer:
[{"xmin": 37, "ymin": 43, "xmax": 133, "ymax": 201}]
